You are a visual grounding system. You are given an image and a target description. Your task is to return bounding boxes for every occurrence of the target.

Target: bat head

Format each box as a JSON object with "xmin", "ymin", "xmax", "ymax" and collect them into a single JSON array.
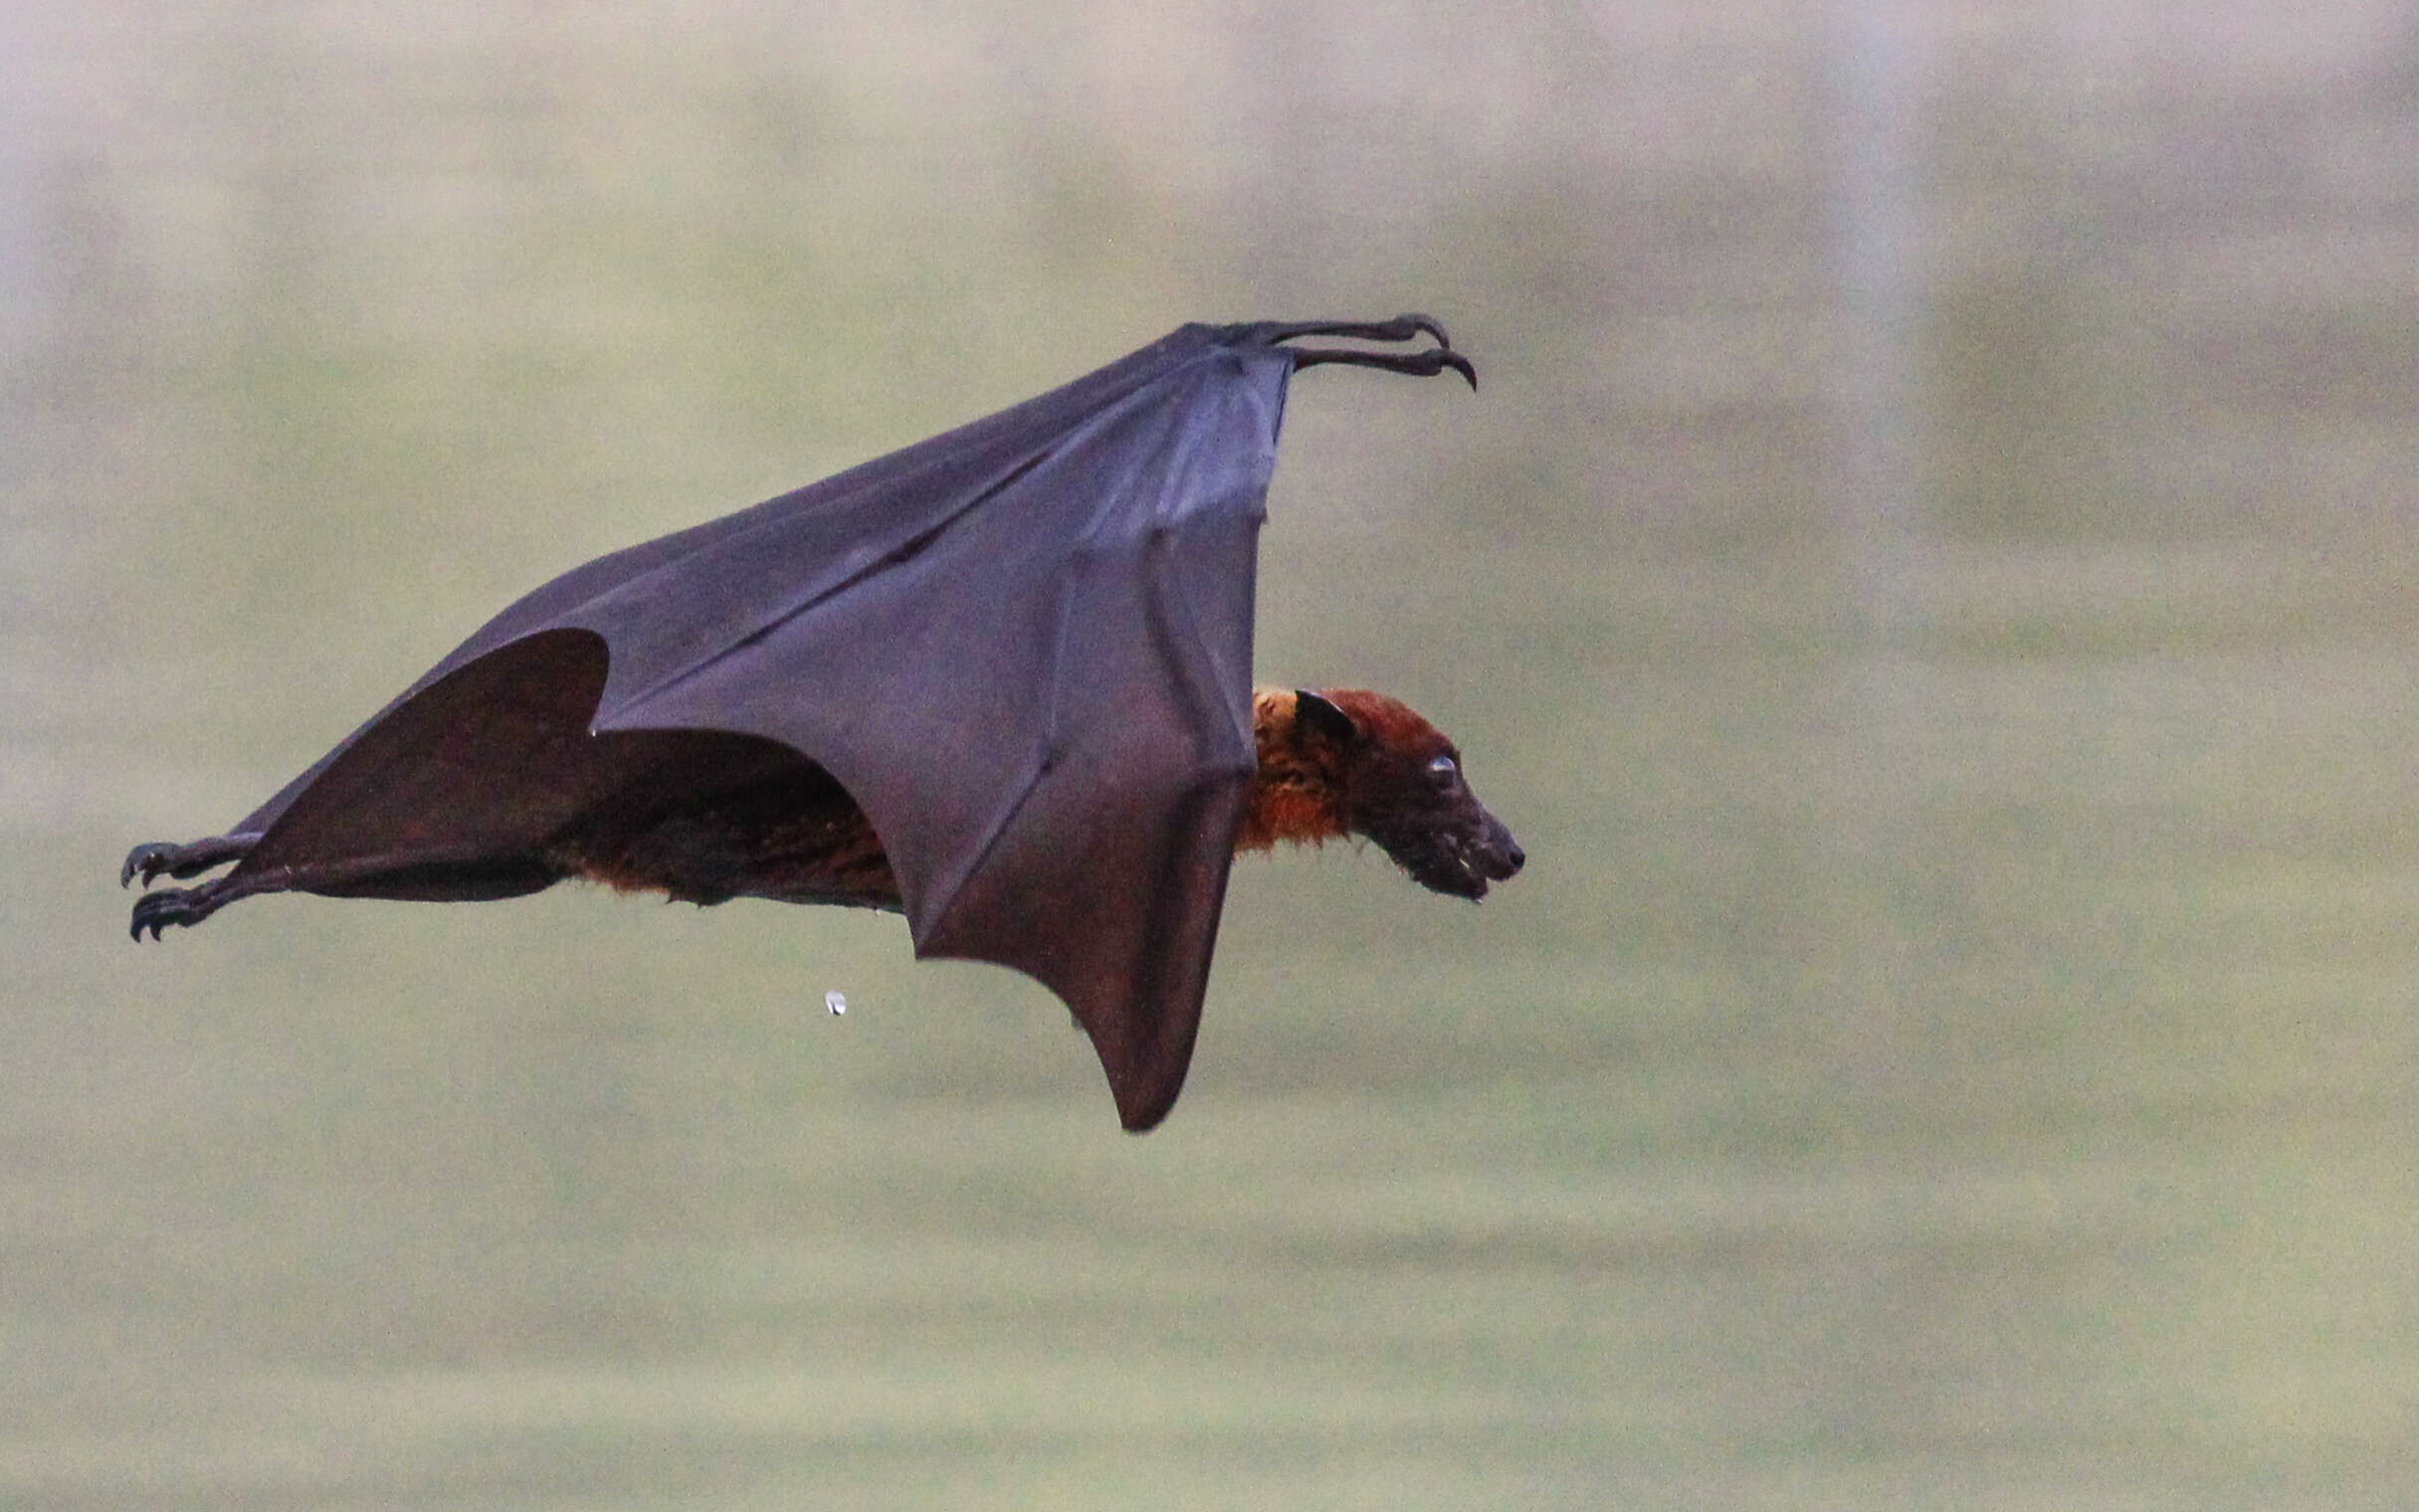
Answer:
[{"xmin": 1293, "ymin": 688, "xmax": 1525, "ymax": 901}]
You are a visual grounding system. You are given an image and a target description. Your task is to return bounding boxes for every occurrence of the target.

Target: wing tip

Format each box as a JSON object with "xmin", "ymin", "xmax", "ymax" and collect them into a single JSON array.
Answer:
[
  {"xmin": 1109, "ymin": 1072, "xmax": 1185, "ymax": 1133},
  {"xmin": 904, "ymin": 937, "xmax": 1203, "ymax": 1135}
]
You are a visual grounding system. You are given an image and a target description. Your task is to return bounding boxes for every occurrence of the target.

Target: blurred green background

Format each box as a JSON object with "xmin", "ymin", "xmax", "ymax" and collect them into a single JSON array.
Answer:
[{"xmin": 8, "ymin": 3, "xmax": 2419, "ymax": 1507}]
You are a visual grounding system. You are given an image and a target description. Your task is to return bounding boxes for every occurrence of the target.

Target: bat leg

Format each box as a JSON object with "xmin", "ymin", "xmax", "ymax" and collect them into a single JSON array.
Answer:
[
  {"xmin": 128, "ymin": 848, "xmax": 560, "ymax": 939},
  {"xmin": 1259, "ymin": 313, "xmax": 1455, "ymax": 349},
  {"xmin": 121, "ymin": 833, "xmax": 260, "ymax": 888}
]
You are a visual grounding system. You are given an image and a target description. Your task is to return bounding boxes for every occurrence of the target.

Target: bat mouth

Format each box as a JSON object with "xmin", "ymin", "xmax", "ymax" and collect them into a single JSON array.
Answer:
[{"xmin": 1385, "ymin": 821, "xmax": 1525, "ymax": 902}]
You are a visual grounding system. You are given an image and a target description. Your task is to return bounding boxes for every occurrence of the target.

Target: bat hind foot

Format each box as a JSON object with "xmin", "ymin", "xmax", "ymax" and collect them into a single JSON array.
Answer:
[
  {"xmin": 1288, "ymin": 345, "xmax": 1477, "ymax": 390},
  {"xmin": 121, "ymin": 834, "xmax": 259, "ymax": 888},
  {"xmin": 129, "ymin": 879, "xmax": 238, "ymax": 940},
  {"xmin": 1255, "ymin": 314, "xmax": 1478, "ymax": 391}
]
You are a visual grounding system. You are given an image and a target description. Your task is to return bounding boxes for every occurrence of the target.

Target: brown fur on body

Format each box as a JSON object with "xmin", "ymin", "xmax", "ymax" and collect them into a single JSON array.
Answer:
[
  {"xmin": 547, "ymin": 751, "xmax": 903, "ymax": 910},
  {"xmin": 556, "ymin": 685, "xmax": 1520, "ymax": 909}
]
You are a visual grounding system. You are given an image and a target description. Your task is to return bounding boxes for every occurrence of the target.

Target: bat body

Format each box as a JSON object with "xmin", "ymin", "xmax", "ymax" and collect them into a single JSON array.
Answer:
[{"xmin": 123, "ymin": 316, "xmax": 1522, "ymax": 1130}]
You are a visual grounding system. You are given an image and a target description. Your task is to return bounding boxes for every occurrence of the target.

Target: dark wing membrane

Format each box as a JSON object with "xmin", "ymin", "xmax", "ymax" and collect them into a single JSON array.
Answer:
[
  {"xmin": 235, "ymin": 630, "xmax": 616, "ymax": 893},
  {"xmin": 584, "ymin": 347, "xmax": 1291, "ymax": 1128},
  {"xmin": 229, "ymin": 322, "xmax": 1250, "ymax": 841},
  {"xmin": 225, "ymin": 323, "xmax": 1295, "ymax": 1129},
  {"xmin": 236, "ymin": 629, "xmax": 830, "ymax": 908}
]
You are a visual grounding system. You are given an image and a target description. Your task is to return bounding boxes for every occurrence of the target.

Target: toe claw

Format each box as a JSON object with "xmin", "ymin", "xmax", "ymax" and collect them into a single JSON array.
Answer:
[
  {"xmin": 130, "ymin": 888, "xmax": 188, "ymax": 941},
  {"xmin": 118, "ymin": 834, "xmax": 256, "ymax": 888},
  {"xmin": 121, "ymin": 841, "xmax": 184, "ymax": 889}
]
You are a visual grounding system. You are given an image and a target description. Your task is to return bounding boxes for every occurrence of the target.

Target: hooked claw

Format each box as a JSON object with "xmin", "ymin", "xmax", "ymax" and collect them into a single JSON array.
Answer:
[
  {"xmin": 129, "ymin": 886, "xmax": 201, "ymax": 940},
  {"xmin": 1259, "ymin": 312, "xmax": 1479, "ymax": 391},
  {"xmin": 121, "ymin": 841, "xmax": 179, "ymax": 888},
  {"xmin": 120, "ymin": 834, "xmax": 257, "ymax": 888},
  {"xmin": 1288, "ymin": 344, "xmax": 1478, "ymax": 391},
  {"xmin": 1234, "ymin": 312, "xmax": 1479, "ymax": 388}
]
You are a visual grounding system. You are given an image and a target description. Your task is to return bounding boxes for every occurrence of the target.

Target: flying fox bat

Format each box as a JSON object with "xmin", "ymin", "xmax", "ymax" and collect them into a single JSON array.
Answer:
[{"xmin": 121, "ymin": 314, "xmax": 1523, "ymax": 1130}]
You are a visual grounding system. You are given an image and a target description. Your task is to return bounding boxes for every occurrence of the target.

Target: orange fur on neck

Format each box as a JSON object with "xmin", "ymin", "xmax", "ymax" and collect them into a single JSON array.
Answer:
[{"xmin": 1237, "ymin": 687, "xmax": 1351, "ymax": 851}]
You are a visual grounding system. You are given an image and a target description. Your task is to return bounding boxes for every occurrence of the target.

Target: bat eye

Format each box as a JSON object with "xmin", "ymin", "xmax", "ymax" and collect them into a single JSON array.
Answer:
[{"xmin": 1428, "ymin": 754, "xmax": 1459, "ymax": 780}]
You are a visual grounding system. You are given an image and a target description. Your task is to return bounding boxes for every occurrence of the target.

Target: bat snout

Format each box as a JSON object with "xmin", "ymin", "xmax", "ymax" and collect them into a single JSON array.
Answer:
[
  {"xmin": 1460, "ymin": 816, "xmax": 1526, "ymax": 897},
  {"xmin": 1381, "ymin": 811, "xmax": 1525, "ymax": 902},
  {"xmin": 1482, "ymin": 819, "xmax": 1525, "ymax": 881}
]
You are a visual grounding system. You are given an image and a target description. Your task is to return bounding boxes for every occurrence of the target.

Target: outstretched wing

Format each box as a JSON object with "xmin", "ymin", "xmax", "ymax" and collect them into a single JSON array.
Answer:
[
  {"xmin": 231, "ymin": 322, "xmax": 1292, "ymax": 1129},
  {"xmin": 577, "ymin": 331, "xmax": 1291, "ymax": 1130}
]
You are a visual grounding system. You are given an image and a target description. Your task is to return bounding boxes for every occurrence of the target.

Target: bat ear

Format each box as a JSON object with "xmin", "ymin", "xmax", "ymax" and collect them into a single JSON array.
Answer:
[{"xmin": 1292, "ymin": 689, "xmax": 1359, "ymax": 749}]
